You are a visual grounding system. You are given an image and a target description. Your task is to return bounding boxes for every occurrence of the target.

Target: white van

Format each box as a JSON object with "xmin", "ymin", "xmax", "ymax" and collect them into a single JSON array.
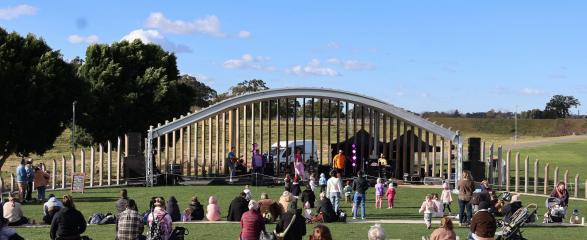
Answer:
[{"xmin": 270, "ymin": 140, "xmax": 319, "ymax": 165}]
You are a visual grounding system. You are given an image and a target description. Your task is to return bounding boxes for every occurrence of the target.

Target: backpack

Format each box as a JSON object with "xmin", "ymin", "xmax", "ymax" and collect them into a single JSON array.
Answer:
[
  {"xmin": 99, "ymin": 213, "xmax": 116, "ymax": 225},
  {"xmin": 148, "ymin": 212, "xmax": 167, "ymax": 240},
  {"xmin": 337, "ymin": 210, "xmax": 347, "ymax": 223},
  {"xmin": 88, "ymin": 213, "xmax": 104, "ymax": 224},
  {"xmin": 170, "ymin": 226, "xmax": 189, "ymax": 240}
]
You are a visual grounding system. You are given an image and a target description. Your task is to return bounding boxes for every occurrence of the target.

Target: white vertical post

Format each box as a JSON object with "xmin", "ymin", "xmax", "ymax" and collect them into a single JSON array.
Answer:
[
  {"xmin": 71, "ymin": 152, "xmax": 76, "ymax": 175},
  {"xmin": 553, "ymin": 167, "xmax": 559, "ymax": 189},
  {"xmin": 515, "ymin": 152, "xmax": 520, "ymax": 193},
  {"xmin": 534, "ymin": 160, "xmax": 539, "ymax": 194},
  {"xmin": 107, "ymin": 140, "xmax": 112, "ymax": 186},
  {"xmin": 99, "ymin": 144, "xmax": 104, "ymax": 186},
  {"xmin": 52, "ymin": 159, "xmax": 57, "ymax": 190},
  {"xmin": 524, "ymin": 155, "xmax": 529, "ymax": 193},
  {"xmin": 61, "ymin": 156, "xmax": 66, "ymax": 189},
  {"xmin": 506, "ymin": 150, "xmax": 511, "ymax": 192},
  {"xmin": 10, "ymin": 173, "xmax": 15, "ymax": 194},
  {"xmin": 117, "ymin": 137, "xmax": 121, "ymax": 185},
  {"xmin": 80, "ymin": 149, "xmax": 86, "ymax": 174},
  {"xmin": 90, "ymin": 146, "xmax": 95, "ymax": 187},
  {"xmin": 544, "ymin": 163, "xmax": 550, "ymax": 195},
  {"xmin": 574, "ymin": 174, "xmax": 579, "ymax": 198}
]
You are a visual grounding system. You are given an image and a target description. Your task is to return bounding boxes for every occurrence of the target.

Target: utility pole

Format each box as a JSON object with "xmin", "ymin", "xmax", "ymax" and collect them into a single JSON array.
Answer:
[{"xmin": 71, "ymin": 101, "xmax": 77, "ymax": 153}]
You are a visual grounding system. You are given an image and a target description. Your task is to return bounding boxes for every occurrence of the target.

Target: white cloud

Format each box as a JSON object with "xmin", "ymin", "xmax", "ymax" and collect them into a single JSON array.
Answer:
[
  {"xmin": 287, "ymin": 59, "xmax": 339, "ymax": 77},
  {"xmin": 67, "ymin": 34, "xmax": 99, "ymax": 44},
  {"xmin": 121, "ymin": 29, "xmax": 192, "ymax": 53},
  {"xmin": 521, "ymin": 88, "xmax": 544, "ymax": 96},
  {"xmin": 326, "ymin": 58, "xmax": 375, "ymax": 70},
  {"xmin": 326, "ymin": 42, "xmax": 340, "ymax": 49},
  {"xmin": 0, "ymin": 4, "xmax": 37, "ymax": 20},
  {"xmin": 238, "ymin": 30, "xmax": 251, "ymax": 38},
  {"xmin": 145, "ymin": 12, "xmax": 226, "ymax": 37},
  {"xmin": 222, "ymin": 54, "xmax": 275, "ymax": 71}
]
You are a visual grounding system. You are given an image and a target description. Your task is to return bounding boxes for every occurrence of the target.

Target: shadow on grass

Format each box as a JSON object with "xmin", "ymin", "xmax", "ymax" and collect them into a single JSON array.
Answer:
[{"xmin": 73, "ymin": 197, "xmax": 118, "ymax": 202}]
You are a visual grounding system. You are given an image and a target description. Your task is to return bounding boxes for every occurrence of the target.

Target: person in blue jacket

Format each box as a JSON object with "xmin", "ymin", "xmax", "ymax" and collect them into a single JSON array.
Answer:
[
  {"xmin": 25, "ymin": 159, "xmax": 34, "ymax": 202},
  {"xmin": 15, "ymin": 159, "xmax": 27, "ymax": 203}
]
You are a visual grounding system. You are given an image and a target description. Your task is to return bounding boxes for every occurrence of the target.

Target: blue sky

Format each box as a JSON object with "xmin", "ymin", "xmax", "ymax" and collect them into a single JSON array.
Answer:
[{"xmin": 1, "ymin": 1, "xmax": 586, "ymax": 114}]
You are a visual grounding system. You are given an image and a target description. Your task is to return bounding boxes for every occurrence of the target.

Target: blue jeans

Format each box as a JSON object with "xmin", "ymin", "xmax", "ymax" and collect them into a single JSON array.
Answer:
[
  {"xmin": 353, "ymin": 192, "xmax": 366, "ymax": 218},
  {"xmin": 37, "ymin": 186, "xmax": 46, "ymax": 201},
  {"xmin": 458, "ymin": 200, "xmax": 472, "ymax": 224},
  {"xmin": 329, "ymin": 192, "xmax": 341, "ymax": 213}
]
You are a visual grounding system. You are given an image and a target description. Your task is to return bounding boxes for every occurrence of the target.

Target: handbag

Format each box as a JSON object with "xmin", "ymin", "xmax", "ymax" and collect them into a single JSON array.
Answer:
[{"xmin": 275, "ymin": 213, "xmax": 297, "ymax": 240}]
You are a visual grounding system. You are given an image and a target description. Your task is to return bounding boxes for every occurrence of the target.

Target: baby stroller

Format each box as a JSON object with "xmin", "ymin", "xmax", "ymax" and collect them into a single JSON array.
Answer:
[
  {"xmin": 543, "ymin": 197, "xmax": 566, "ymax": 223},
  {"xmin": 496, "ymin": 203, "xmax": 537, "ymax": 240}
]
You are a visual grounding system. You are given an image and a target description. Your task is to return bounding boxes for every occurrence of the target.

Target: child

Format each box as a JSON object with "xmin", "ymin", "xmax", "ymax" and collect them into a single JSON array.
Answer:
[
  {"xmin": 206, "ymin": 196, "xmax": 221, "ymax": 221},
  {"xmin": 284, "ymin": 174, "xmax": 292, "ymax": 193},
  {"xmin": 386, "ymin": 183, "xmax": 396, "ymax": 209},
  {"xmin": 432, "ymin": 193, "xmax": 444, "ymax": 217},
  {"xmin": 243, "ymin": 185, "xmax": 252, "ymax": 201},
  {"xmin": 319, "ymin": 173, "xmax": 327, "ymax": 192},
  {"xmin": 182, "ymin": 208, "xmax": 193, "ymax": 222},
  {"xmin": 303, "ymin": 201, "xmax": 313, "ymax": 222},
  {"xmin": 343, "ymin": 181, "xmax": 353, "ymax": 204},
  {"xmin": 419, "ymin": 194, "xmax": 438, "ymax": 229},
  {"xmin": 309, "ymin": 173, "xmax": 317, "ymax": 192},
  {"xmin": 374, "ymin": 178, "xmax": 384, "ymax": 209},
  {"xmin": 440, "ymin": 182, "xmax": 452, "ymax": 215}
]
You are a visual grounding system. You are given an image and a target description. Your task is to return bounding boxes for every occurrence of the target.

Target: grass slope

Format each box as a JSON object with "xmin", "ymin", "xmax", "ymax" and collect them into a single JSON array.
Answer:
[{"xmin": 12, "ymin": 185, "xmax": 587, "ymax": 239}]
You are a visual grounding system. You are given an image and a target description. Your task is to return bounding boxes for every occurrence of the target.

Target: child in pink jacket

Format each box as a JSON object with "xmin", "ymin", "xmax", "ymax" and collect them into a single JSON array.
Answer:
[
  {"xmin": 206, "ymin": 196, "xmax": 221, "ymax": 221},
  {"xmin": 419, "ymin": 194, "xmax": 438, "ymax": 229},
  {"xmin": 385, "ymin": 184, "xmax": 396, "ymax": 208},
  {"xmin": 440, "ymin": 182, "xmax": 453, "ymax": 215}
]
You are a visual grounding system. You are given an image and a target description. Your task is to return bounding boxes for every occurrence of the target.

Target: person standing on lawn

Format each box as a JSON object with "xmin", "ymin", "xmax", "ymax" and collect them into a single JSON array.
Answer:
[
  {"xmin": 15, "ymin": 159, "xmax": 27, "ymax": 203},
  {"xmin": 352, "ymin": 171, "xmax": 370, "ymax": 220},
  {"xmin": 33, "ymin": 166, "xmax": 50, "ymax": 202},
  {"xmin": 24, "ymin": 159, "xmax": 34, "ymax": 202}
]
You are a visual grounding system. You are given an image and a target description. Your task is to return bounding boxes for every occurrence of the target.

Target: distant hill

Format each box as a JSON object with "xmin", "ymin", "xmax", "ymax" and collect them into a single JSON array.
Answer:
[{"xmin": 429, "ymin": 117, "xmax": 587, "ymax": 137}]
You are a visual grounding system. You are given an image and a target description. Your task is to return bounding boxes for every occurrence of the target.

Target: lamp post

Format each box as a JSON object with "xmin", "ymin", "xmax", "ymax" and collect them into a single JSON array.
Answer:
[{"xmin": 71, "ymin": 101, "xmax": 77, "ymax": 153}]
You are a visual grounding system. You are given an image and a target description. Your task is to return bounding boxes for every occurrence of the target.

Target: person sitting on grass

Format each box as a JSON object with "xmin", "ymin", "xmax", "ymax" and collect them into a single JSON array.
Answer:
[
  {"xmin": 181, "ymin": 208, "xmax": 192, "ymax": 222},
  {"xmin": 147, "ymin": 197, "xmax": 172, "ymax": 240},
  {"xmin": 258, "ymin": 193, "xmax": 280, "ymax": 223},
  {"xmin": 279, "ymin": 191, "xmax": 295, "ymax": 214},
  {"xmin": 429, "ymin": 217, "xmax": 456, "ymax": 240},
  {"xmin": 43, "ymin": 194, "xmax": 63, "ymax": 216},
  {"xmin": 116, "ymin": 199, "xmax": 144, "ymax": 240},
  {"xmin": 309, "ymin": 224, "xmax": 333, "ymax": 240},
  {"xmin": 3, "ymin": 196, "xmax": 29, "ymax": 226},
  {"xmin": 188, "ymin": 196, "xmax": 205, "ymax": 221},
  {"xmin": 206, "ymin": 196, "xmax": 221, "ymax": 221},
  {"xmin": 166, "ymin": 196, "xmax": 181, "ymax": 222},
  {"xmin": 116, "ymin": 189, "xmax": 130, "ymax": 214},
  {"xmin": 228, "ymin": 192, "xmax": 249, "ymax": 222},
  {"xmin": 502, "ymin": 194, "xmax": 522, "ymax": 223},
  {"xmin": 0, "ymin": 217, "xmax": 24, "ymax": 240},
  {"xmin": 367, "ymin": 224, "xmax": 385, "ymax": 240},
  {"xmin": 239, "ymin": 200, "xmax": 266, "ymax": 240},
  {"xmin": 50, "ymin": 195, "xmax": 86, "ymax": 240},
  {"xmin": 276, "ymin": 202, "xmax": 306, "ymax": 240},
  {"xmin": 316, "ymin": 192, "xmax": 337, "ymax": 223},
  {"xmin": 301, "ymin": 184, "xmax": 316, "ymax": 208}
]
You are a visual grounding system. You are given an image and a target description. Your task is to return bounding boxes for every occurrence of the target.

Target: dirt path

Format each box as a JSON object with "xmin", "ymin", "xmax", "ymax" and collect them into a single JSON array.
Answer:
[{"xmin": 504, "ymin": 134, "xmax": 587, "ymax": 150}]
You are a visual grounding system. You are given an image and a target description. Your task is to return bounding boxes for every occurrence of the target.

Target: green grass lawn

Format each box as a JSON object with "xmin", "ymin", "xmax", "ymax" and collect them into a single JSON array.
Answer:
[{"xmin": 10, "ymin": 185, "xmax": 587, "ymax": 239}]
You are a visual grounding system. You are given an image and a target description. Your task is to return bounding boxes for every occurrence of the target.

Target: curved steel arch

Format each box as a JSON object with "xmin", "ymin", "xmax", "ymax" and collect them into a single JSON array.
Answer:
[{"xmin": 149, "ymin": 87, "xmax": 455, "ymax": 140}]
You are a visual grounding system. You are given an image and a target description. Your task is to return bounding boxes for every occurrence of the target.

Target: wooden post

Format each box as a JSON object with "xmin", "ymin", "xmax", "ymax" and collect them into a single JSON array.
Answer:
[
  {"xmin": 497, "ymin": 146, "xmax": 503, "ymax": 190},
  {"xmin": 164, "ymin": 120, "xmax": 170, "ymax": 173},
  {"xmin": 505, "ymin": 150, "xmax": 511, "ymax": 192},
  {"xmin": 61, "ymin": 156, "xmax": 66, "ymax": 189},
  {"xmin": 107, "ymin": 140, "xmax": 112, "ymax": 186},
  {"xmin": 440, "ymin": 138, "xmax": 445, "ymax": 179},
  {"xmin": 52, "ymin": 159, "xmax": 57, "ymax": 190},
  {"xmin": 514, "ymin": 152, "xmax": 520, "ymax": 193},
  {"xmin": 187, "ymin": 125, "xmax": 191, "ymax": 176},
  {"xmin": 481, "ymin": 141, "xmax": 486, "ymax": 162},
  {"xmin": 215, "ymin": 114, "xmax": 220, "ymax": 174},
  {"xmin": 208, "ymin": 117, "xmax": 212, "ymax": 174},
  {"xmin": 116, "ymin": 137, "xmax": 121, "ymax": 185},
  {"xmin": 179, "ymin": 125, "xmax": 184, "ymax": 171},
  {"xmin": 534, "ymin": 160, "xmax": 539, "ymax": 194},
  {"xmin": 172, "ymin": 118, "xmax": 177, "ymax": 165},
  {"xmin": 425, "ymin": 131, "xmax": 430, "ymax": 176},
  {"xmin": 544, "ymin": 163, "xmax": 550, "ymax": 194},
  {"xmin": 157, "ymin": 123, "xmax": 162, "ymax": 171},
  {"xmin": 432, "ymin": 134, "xmax": 437, "ymax": 177},
  {"xmin": 99, "ymin": 144, "xmax": 104, "ymax": 186},
  {"xmin": 524, "ymin": 155, "xmax": 529, "ymax": 193},
  {"xmin": 193, "ymin": 122, "xmax": 198, "ymax": 177},
  {"xmin": 80, "ymin": 149, "xmax": 85, "ymax": 174},
  {"xmin": 90, "ymin": 146, "xmax": 95, "ymax": 187},
  {"xmin": 574, "ymin": 174, "xmax": 579, "ymax": 198},
  {"xmin": 448, "ymin": 140, "xmax": 452, "ymax": 185},
  {"xmin": 10, "ymin": 173, "xmax": 15, "ymax": 194},
  {"xmin": 553, "ymin": 167, "xmax": 559, "ymax": 189},
  {"xmin": 417, "ymin": 128, "xmax": 422, "ymax": 174},
  {"xmin": 564, "ymin": 170, "xmax": 569, "ymax": 187}
]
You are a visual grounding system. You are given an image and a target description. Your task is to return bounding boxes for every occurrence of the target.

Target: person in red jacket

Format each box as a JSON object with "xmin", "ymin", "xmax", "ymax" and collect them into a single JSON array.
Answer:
[
  {"xmin": 240, "ymin": 200, "xmax": 265, "ymax": 240},
  {"xmin": 385, "ymin": 184, "xmax": 396, "ymax": 209}
]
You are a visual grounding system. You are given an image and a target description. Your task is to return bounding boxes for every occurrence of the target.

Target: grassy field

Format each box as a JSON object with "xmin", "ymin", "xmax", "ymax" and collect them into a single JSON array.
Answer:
[{"xmin": 10, "ymin": 185, "xmax": 587, "ymax": 239}]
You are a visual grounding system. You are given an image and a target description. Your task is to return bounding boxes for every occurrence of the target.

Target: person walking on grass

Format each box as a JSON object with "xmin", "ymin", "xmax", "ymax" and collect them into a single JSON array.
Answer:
[
  {"xmin": 352, "ymin": 171, "xmax": 369, "ymax": 220},
  {"xmin": 419, "ymin": 194, "xmax": 438, "ymax": 229},
  {"xmin": 458, "ymin": 170, "xmax": 474, "ymax": 226},
  {"xmin": 50, "ymin": 195, "xmax": 86, "ymax": 240},
  {"xmin": 374, "ymin": 178, "xmax": 384, "ymax": 209},
  {"xmin": 386, "ymin": 183, "xmax": 396, "ymax": 209},
  {"xmin": 441, "ymin": 182, "xmax": 453, "ymax": 216}
]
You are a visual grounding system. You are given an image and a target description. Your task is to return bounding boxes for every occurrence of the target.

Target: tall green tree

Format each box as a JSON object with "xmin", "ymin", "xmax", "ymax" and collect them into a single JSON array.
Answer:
[
  {"xmin": 544, "ymin": 95, "xmax": 581, "ymax": 118},
  {"xmin": 178, "ymin": 74, "xmax": 217, "ymax": 109},
  {"xmin": 79, "ymin": 40, "xmax": 196, "ymax": 143},
  {"xmin": 0, "ymin": 28, "xmax": 83, "ymax": 169}
]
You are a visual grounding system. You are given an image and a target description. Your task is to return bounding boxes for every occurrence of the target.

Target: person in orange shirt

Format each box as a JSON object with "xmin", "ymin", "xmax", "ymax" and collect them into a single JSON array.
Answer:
[{"xmin": 332, "ymin": 150, "xmax": 346, "ymax": 175}]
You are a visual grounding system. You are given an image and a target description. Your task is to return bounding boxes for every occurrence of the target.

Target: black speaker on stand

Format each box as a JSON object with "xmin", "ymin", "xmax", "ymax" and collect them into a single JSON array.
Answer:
[{"xmin": 468, "ymin": 137, "xmax": 481, "ymax": 161}]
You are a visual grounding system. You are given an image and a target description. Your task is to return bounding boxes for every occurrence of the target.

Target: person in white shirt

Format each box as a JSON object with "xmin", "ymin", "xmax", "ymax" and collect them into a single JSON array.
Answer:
[
  {"xmin": 43, "ymin": 194, "xmax": 64, "ymax": 216},
  {"xmin": 326, "ymin": 170, "xmax": 343, "ymax": 213}
]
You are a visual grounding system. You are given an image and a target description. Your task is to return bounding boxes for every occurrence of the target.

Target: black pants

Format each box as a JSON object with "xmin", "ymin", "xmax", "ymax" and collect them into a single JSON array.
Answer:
[
  {"xmin": 8, "ymin": 217, "xmax": 29, "ymax": 226},
  {"xmin": 26, "ymin": 182, "xmax": 33, "ymax": 201}
]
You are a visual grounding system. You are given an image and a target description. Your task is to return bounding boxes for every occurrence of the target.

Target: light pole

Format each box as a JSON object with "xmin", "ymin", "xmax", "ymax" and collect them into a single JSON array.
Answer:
[{"xmin": 71, "ymin": 101, "xmax": 77, "ymax": 153}]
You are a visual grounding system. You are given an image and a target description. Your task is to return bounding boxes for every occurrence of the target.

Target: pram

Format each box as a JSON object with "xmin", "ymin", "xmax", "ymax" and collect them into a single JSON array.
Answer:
[
  {"xmin": 543, "ymin": 197, "xmax": 566, "ymax": 223},
  {"xmin": 496, "ymin": 203, "xmax": 537, "ymax": 240}
]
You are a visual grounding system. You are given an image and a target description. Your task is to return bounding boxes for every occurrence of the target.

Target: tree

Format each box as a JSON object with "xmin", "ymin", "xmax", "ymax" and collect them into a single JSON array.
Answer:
[
  {"xmin": 79, "ymin": 40, "xmax": 197, "ymax": 143},
  {"xmin": 0, "ymin": 28, "xmax": 83, "ymax": 169},
  {"xmin": 544, "ymin": 95, "xmax": 581, "ymax": 118},
  {"xmin": 229, "ymin": 79, "xmax": 269, "ymax": 96},
  {"xmin": 178, "ymin": 74, "xmax": 217, "ymax": 109}
]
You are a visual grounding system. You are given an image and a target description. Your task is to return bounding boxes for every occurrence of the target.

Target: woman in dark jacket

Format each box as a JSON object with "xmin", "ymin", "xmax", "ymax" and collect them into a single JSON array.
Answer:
[
  {"xmin": 550, "ymin": 182, "xmax": 570, "ymax": 207},
  {"xmin": 166, "ymin": 196, "xmax": 181, "ymax": 222},
  {"xmin": 276, "ymin": 202, "xmax": 306, "ymax": 240},
  {"xmin": 301, "ymin": 184, "xmax": 316, "ymax": 208},
  {"xmin": 227, "ymin": 192, "xmax": 249, "ymax": 221},
  {"xmin": 316, "ymin": 192, "xmax": 337, "ymax": 223},
  {"xmin": 189, "ymin": 196, "xmax": 205, "ymax": 220},
  {"xmin": 50, "ymin": 195, "xmax": 86, "ymax": 240},
  {"xmin": 458, "ymin": 170, "xmax": 474, "ymax": 225}
]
